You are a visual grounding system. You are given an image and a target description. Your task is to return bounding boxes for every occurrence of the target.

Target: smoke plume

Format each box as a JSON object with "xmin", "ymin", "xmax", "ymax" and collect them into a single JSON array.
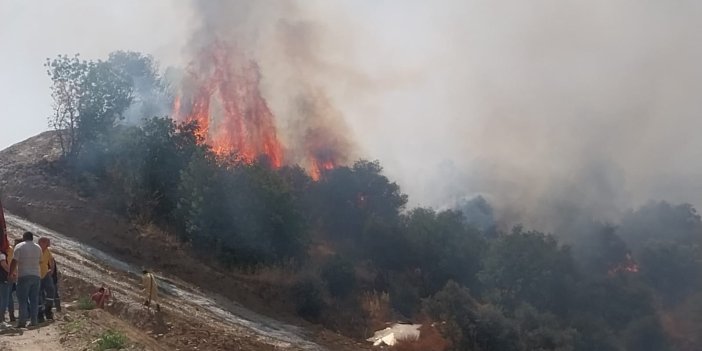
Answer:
[
  {"xmin": 175, "ymin": 0, "xmax": 702, "ymax": 232},
  {"xmin": 175, "ymin": 0, "xmax": 358, "ymax": 176}
]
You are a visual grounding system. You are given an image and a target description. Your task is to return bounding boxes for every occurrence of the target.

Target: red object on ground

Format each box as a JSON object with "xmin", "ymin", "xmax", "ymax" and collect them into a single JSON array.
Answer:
[
  {"xmin": 0, "ymin": 199, "xmax": 9, "ymax": 252},
  {"xmin": 91, "ymin": 287, "xmax": 111, "ymax": 309}
]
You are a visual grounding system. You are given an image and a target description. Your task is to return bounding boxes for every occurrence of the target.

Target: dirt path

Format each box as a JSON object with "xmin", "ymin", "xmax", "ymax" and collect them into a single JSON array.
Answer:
[{"xmin": 0, "ymin": 324, "xmax": 64, "ymax": 351}]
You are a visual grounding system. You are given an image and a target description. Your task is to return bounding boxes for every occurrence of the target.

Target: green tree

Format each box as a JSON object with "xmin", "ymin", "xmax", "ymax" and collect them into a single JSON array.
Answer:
[
  {"xmin": 424, "ymin": 281, "xmax": 519, "ymax": 351},
  {"xmin": 46, "ymin": 54, "xmax": 132, "ymax": 159},
  {"xmin": 177, "ymin": 157, "xmax": 308, "ymax": 265},
  {"xmin": 107, "ymin": 51, "xmax": 168, "ymax": 122},
  {"xmin": 573, "ymin": 224, "xmax": 630, "ymax": 276},
  {"xmin": 639, "ymin": 241, "xmax": 702, "ymax": 304},
  {"xmin": 401, "ymin": 208, "xmax": 486, "ymax": 294},
  {"xmin": 311, "ymin": 160, "xmax": 407, "ymax": 247},
  {"xmin": 479, "ymin": 227, "xmax": 577, "ymax": 316},
  {"xmin": 618, "ymin": 201, "xmax": 702, "ymax": 253},
  {"xmin": 321, "ymin": 255, "xmax": 357, "ymax": 298}
]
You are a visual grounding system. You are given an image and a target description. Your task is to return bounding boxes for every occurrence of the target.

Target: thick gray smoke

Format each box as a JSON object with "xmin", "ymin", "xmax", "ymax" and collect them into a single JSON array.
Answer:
[
  {"xmin": 413, "ymin": 0, "xmax": 702, "ymax": 232},
  {"xmin": 185, "ymin": 0, "xmax": 360, "ymax": 169},
  {"xmin": 182, "ymin": 0, "xmax": 702, "ymax": 233}
]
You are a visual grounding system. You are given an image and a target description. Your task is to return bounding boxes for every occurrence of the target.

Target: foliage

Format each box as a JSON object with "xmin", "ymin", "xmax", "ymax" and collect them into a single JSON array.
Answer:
[
  {"xmin": 401, "ymin": 208, "xmax": 486, "ymax": 293},
  {"xmin": 456, "ymin": 195, "xmax": 496, "ymax": 236},
  {"xmin": 388, "ymin": 273, "xmax": 421, "ymax": 318},
  {"xmin": 95, "ymin": 329, "xmax": 127, "ymax": 351},
  {"xmin": 106, "ymin": 51, "xmax": 166, "ymax": 123},
  {"xmin": 46, "ymin": 54, "xmax": 132, "ymax": 159},
  {"xmin": 639, "ymin": 241, "xmax": 702, "ymax": 304},
  {"xmin": 479, "ymin": 227, "xmax": 577, "ymax": 316},
  {"xmin": 311, "ymin": 160, "xmax": 407, "ymax": 246},
  {"xmin": 424, "ymin": 281, "xmax": 519, "ymax": 351},
  {"xmin": 618, "ymin": 201, "xmax": 702, "ymax": 252},
  {"xmin": 177, "ymin": 157, "xmax": 308, "ymax": 265},
  {"xmin": 77, "ymin": 296, "xmax": 96, "ymax": 310},
  {"xmin": 621, "ymin": 316, "xmax": 671, "ymax": 351},
  {"xmin": 64, "ymin": 319, "xmax": 85, "ymax": 333},
  {"xmin": 44, "ymin": 51, "xmax": 702, "ymax": 349},
  {"xmin": 292, "ymin": 277, "xmax": 326, "ymax": 321},
  {"xmin": 321, "ymin": 255, "xmax": 357, "ymax": 298},
  {"xmin": 572, "ymin": 223, "xmax": 629, "ymax": 276}
]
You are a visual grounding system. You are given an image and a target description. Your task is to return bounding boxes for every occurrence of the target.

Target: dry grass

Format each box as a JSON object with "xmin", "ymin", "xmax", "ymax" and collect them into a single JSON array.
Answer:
[{"xmin": 360, "ymin": 291, "xmax": 392, "ymax": 332}]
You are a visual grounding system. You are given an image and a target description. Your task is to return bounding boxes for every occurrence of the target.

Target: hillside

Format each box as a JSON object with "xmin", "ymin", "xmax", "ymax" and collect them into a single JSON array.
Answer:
[{"xmin": 0, "ymin": 132, "xmax": 367, "ymax": 350}]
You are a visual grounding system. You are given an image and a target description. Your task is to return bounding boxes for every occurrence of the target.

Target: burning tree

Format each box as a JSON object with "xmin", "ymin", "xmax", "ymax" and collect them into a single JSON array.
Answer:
[
  {"xmin": 172, "ymin": 40, "xmax": 351, "ymax": 179},
  {"xmin": 173, "ymin": 41, "xmax": 284, "ymax": 167}
]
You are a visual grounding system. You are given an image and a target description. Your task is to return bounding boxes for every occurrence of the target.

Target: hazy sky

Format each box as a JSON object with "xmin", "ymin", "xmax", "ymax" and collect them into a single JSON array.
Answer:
[{"xmin": 3, "ymin": 1, "xmax": 702, "ymax": 229}]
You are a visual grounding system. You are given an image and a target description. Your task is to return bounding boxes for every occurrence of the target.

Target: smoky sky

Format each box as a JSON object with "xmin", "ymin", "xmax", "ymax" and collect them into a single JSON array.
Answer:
[{"xmin": 2, "ymin": 0, "xmax": 702, "ymax": 231}]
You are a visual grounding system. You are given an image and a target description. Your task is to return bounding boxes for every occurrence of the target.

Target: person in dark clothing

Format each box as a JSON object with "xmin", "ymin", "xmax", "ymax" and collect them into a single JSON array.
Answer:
[{"xmin": 52, "ymin": 260, "xmax": 60, "ymax": 312}]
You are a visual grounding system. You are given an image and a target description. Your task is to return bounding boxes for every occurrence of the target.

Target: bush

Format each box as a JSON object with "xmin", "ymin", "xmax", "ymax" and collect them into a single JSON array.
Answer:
[
  {"xmin": 389, "ymin": 274, "xmax": 421, "ymax": 318},
  {"xmin": 321, "ymin": 255, "xmax": 356, "ymax": 298},
  {"xmin": 292, "ymin": 278, "xmax": 326, "ymax": 321},
  {"xmin": 95, "ymin": 330, "xmax": 127, "ymax": 350},
  {"xmin": 77, "ymin": 296, "xmax": 96, "ymax": 310}
]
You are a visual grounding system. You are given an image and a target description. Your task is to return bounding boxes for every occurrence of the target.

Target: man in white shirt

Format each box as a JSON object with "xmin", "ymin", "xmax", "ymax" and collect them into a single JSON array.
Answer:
[{"xmin": 9, "ymin": 232, "xmax": 42, "ymax": 327}]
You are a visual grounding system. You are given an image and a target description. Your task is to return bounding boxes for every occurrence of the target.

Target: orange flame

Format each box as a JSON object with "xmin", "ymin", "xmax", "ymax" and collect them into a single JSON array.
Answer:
[
  {"xmin": 173, "ymin": 40, "xmax": 349, "ymax": 179},
  {"xmin": 173, "ymin": 40, "xmax": 283, "ymax": 168},
  {"xmin": 608, "ymin": 252, "xmax": 640, "ymax": 276},
  {"xmin": 309, "ymin": 160, "xmax": 335, "ymax": 181}
]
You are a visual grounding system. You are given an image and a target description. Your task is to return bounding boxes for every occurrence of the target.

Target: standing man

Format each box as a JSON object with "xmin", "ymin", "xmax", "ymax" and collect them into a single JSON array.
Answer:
[
  {"xmin": 141, "ymin": 270, "xmax": 160, "ymax": 312},
  {"xmin": 38, "ymin": 237, "xmax": 55, "ymax": 321},
  {"xmin": 7, "ymin": 238, "xmax": 23, "ymax": 322},
  {"xmin": 9, "ymin": 232, "xmax": 42, "ymax": 328}
]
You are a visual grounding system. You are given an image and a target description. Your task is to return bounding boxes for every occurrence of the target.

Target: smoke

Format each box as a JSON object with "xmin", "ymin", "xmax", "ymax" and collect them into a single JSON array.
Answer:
[
  {"xmin": 5, "ymin": 0, "xmax": 702, "ymax": 232},
  {"xmin": 180, "ymin": 0, "xmax": 702, "ymax": 232},
  {"xmin": 181, "ymin": 0, "xmax": 361, "ymax": 172},
  {"xmin": 333, "ymin": 0, "xmax": 702, "ymax": 234}
]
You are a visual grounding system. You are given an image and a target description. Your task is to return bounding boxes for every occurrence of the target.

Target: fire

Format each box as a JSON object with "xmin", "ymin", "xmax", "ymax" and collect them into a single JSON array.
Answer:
[
  {"xmin": 309, "ymin": 160, "xmax": 335, "ymax": 181},
  {"xmin": 173, "ymin": 40, "xmax": 348, "ymax": 178},
  {"xmin": 173, "ymin": 40, "xmax": 284, "ymax": 168},
  {"xmin": 608, "ymin": 252, "xmax": 640, "ymax": 276}
]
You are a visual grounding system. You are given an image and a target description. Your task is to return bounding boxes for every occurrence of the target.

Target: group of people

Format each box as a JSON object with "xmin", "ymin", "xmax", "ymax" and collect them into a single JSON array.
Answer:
[
  {"xmin": 0, "ymin": 229, "xmax": 162, "ymax": 330},
  {"xmin": 0, "ymin": 231, "xmax": 59, "ymax": 328}
]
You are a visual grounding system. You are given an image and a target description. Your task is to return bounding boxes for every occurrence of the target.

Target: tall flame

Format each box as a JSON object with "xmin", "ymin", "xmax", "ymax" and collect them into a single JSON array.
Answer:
[
  {"xmin": 173, "ymin": 40, "xmax": 284, "ymax": 168},
  {"xmin": 173, "ymin": 40, "xmax": 350, "ymax": 178}
]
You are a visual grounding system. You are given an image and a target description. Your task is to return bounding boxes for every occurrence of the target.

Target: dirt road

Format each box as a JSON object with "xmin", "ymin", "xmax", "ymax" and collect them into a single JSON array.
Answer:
[
  {"xmin": 5, "ymin": 212, "xmax": 337, "ymax": 351},
  {"xmin": 0, "ymin": 324, "xmax": 63, "ymax": 350}
]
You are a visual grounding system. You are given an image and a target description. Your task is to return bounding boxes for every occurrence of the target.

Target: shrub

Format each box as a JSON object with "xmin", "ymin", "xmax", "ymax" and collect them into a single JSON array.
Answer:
[
  {"xmin": 292, "ymin": 278, "xmax": 326, "ymax": 321},
  {"xmin": 77, "ymin": 296, "xmax": 96, "ymax": 310},
  {"xmin": 389, "ymin": 275, "xmax": 420, "ymax": 318},
  {"xmin": 95, "ymin": 330, "xmax": 127, "ymax": 350},
  {"xmin": 321, "ymin": 255, "xmax": 357, "ymax": 298}
]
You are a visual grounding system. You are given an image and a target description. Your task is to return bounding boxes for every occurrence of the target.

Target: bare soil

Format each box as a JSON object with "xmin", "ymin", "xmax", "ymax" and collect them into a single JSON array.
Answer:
[{"xmin": 0, "ymin": 132, "xmax": 369, "ymax": 351}]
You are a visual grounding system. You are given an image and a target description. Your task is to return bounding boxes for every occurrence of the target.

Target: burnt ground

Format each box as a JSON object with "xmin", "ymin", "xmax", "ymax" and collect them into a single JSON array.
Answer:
[{"xmin": 0, "ymin": 131, "xmax": 369, "ymax": 351}]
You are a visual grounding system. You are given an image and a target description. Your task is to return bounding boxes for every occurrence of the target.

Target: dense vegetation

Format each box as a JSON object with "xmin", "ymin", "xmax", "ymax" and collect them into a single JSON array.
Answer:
[{"xmin": 44, "ymin": 52, "xmax": 702, "ymax": 350}]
